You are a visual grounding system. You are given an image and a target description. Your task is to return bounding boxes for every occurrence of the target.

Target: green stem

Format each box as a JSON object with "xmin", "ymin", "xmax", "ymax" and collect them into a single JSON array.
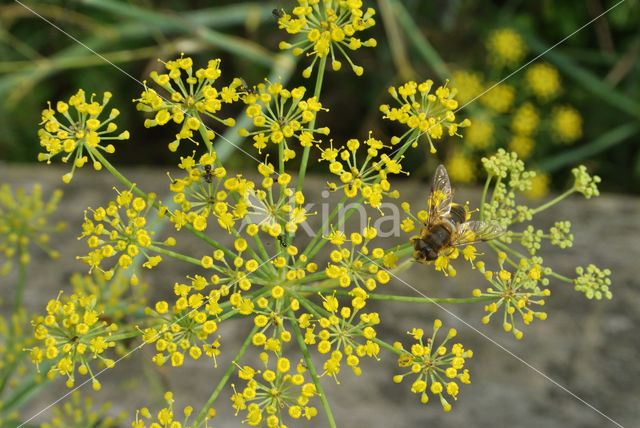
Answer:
[
  {"xmin": 371, "ymin": 337, "xmax": 403, "ymax": 355},
  {"xmin": 390, "ymin": 0, "xmax": 450, "ymax": 81},
  {"xmin": 13, "ymin": 243, "xmax": 27, "ymax": 323},
  {"xmin": 529, "ymin": 188, "xmax": 575, "ymax": 217},
  {"xmin": 197, "ymin": 121, "xmax": 215, "ymax": 155},
  {"xmin": 193, "ymin": 324, "xmax": 259, "ymax": 426},
  {"xmin": 296, "ymin": 288, "xmax": 500, "ymax": 304},
  {"xmin": 288, "ymin": 308, "xmax": 337, "ymax": 428},
  {"xmin": 296, "ymin": 55, "xmax": 327, "ymax": 193},
  {"xmin": 479, "ymin": 176, "xmax": 492, "ymax": 221},
  {"xmin": 488, "ymin": 241, "xmax": 523, "ymax": 269},
  {"xmin": 148, "ymin": 244, "xmax": 202, "ymax": 266},
  {"xmin": 547, "ymin": 270, "xmax": 573, "ymax": 283}
]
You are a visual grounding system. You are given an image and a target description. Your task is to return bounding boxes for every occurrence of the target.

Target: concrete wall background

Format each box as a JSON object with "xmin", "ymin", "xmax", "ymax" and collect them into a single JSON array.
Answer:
[{"xmin": 2, "ymin": 163, "xmax": 638, "ymax": 428}]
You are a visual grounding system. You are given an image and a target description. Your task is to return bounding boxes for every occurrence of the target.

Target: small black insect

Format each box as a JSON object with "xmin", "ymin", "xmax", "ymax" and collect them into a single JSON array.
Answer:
[
  {"xmin": 278, "ymin": 235, "xmax": 288, "ymax": 247},
  {"xmin": 239, "ymin": 78, "xmax": 257, "ymax": 95},
  {"xmin": 272, "ymin": 8, "xmax": 284, "ymax": 18},
  {"xmin": 203, "ymin": 164, "xmax": 213, "ymax": 183}
]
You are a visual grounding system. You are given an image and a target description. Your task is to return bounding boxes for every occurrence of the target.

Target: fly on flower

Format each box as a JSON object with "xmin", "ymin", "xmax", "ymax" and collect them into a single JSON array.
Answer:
[{"xmin": 412, "ymin": 165, "xmax": 504, "ymax": 263}]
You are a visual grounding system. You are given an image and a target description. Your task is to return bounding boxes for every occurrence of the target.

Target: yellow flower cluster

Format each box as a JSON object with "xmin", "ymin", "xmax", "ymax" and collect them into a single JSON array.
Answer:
[
  {"xmin": 526, "ymin": 62, "xmax": 561, "ymax": 101},
  {"xmin": 380, "ymin": 80, "xmax": 471, "ymax": 153},
  {"xmin": 29, "ymin": 292, "xmax": 118, "ymax": 389},
  {"xmin": 169, "ymin": 152, "xmax": 250, "ymax": 232},
  {"xmin": 78, "ymin": 188, "xmax": 174, "ymax": 282},
  {"xmin": 37, "ymin": 89, "xmax": 129, "ymax": 182},
  {"xmin": 300, "ymin": 290, "xmax": 380, "ymax": 381},
  {"xmin": 0, "ymin": 310, "xmax": 40, "ymax": 403},
  {"xmin": 245, "ymin": 166, "xmax": 312, "ymax": 237},
  {"xmin": 511, "ymin": 102, "xmax": 540, "ymax": 136},
  {"xmin": 133, "ymin": 391, "xmax": 215, "ymax": 428},
  {"xmin": 523, "ymin": 172, "xmax": 550, "ymax": 200},
  {"xmin": 392, "ymin": 320, "xmax": 472, "ymax": 411},
  {"xmin": 450, "ymin": 70, "xmax": 484, "ymax": 105},
  {"xmin": 552, "ymin": 105, "xmax": 583, "ymax": 143},
  {"xmin": 251, "ymin": 284, "xmax": 300, "ymax": 353},
  {"xmin": 479, "ymin": 82, "xmax": 515, "ymax": 113},
  {"xmin": 70, "ymin": 269, "xmax": 148, "ymax": 324},
  {"xmin": 237, "ymin": 81, "xmax": 329, "ymax": 156},
  {"xmin": 486, "ymin": 27, "xmax": 527, "ymax": 68},
  {"xmin": 445, "ymin": 149, "xmax": 475, "ymax": 184},
  {"xmin": 323, "ymin": 227, "xmax": 393, "ymax": 290},
  {"xmin": 231, "ymin": 353, "xmax": 318, "ymax": 426},
  {"xmin": 142, "ymin": 278, "xmax": 223, "ymax": 367},
  {"xmin": 42, "ymin": 391, "xmax": 126, "ymax": 428},
  {"xmin": 134, "ymin": 56, "xmax": 238, "ymax": 151},
  {"xmin": 474, "ymin": 255, "xmax": 549, "ymax": 339},
  {"xmin": 463, "ymin": 113, "xmax": 493, "ymax": 150},
  {"xmin": 277, "ymin": 0, "xmax": 377, "ymax": 77},
  {"xmin": 0, "ymin": 183, "xmax": 65, "ymax": 274},
  {"xmin": 320, "ymin": 135, "xmax": 403, "ymax": 208}
]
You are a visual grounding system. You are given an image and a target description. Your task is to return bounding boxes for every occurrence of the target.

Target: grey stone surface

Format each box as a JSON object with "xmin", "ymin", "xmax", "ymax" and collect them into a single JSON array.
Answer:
[{"xmin": 1, "ymin": 163, "xmax": 637, "ymax": 427}]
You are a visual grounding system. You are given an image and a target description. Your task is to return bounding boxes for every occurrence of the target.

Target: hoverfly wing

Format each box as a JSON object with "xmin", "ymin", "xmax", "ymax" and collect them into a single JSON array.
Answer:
[
  {"xmin": 427, "ymin": 164, "xmax": 453, "ymax": 226},
  {"xmin": 451, "ymin": 221, "xmax": 505, "ymax": 246}
]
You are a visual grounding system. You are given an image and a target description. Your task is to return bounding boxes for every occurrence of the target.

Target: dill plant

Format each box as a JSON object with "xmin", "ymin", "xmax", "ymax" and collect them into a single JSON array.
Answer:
[{"xmin": 0, "ymin": 2, "xmax": 613, "ymax": 427}]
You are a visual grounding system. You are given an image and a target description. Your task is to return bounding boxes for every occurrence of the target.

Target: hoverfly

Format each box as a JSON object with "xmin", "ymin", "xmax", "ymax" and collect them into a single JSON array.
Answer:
[{"xmin": 412, "ymin": 165, "xmax": 504, "ymax": 263}]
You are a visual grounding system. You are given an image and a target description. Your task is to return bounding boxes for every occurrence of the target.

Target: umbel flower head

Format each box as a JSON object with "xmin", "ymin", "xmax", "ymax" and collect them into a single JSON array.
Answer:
[
  {"xmin": 134, "ymin": 55, "xmax": 239, "ymax": 152},
  {"xmin": 238, "ymin": 80, "xmax": 329, "ymax": 157},
  {"xmin": 231, "ymin": 352, "xmax": 318, "ymax": 425},
  {"xmin": 393, "ymin": 320, "xmax": 472, "ymax": 412},
  {"xmin": 525, "ymin": 62, "xmax": 561, "ymax": 101},
  {"xmin": 486, "ymin": 27, "xmax": 528, "ymax": 68},
  {"xmin": 474, "ymin": 254, "xmax": 549, "ymax": 339},
  {"xmin": 0, "ymin": 309, "xmax": 41, "ymax": 406},
  {"xmin": 320, "ymin": 135, "xmax": 404, "ymax": 208},
  {"xmin": 41, "ymin": 390, "xmax": 126, "ymax": 428},
  {"xmin": 29, "ymin": 291, "xmax": 118, "ymax": 390},
  {"xmin": 78, "ymin": 188, "xmax": 175, "ymax": 284},
  {"xmin": 380, "ymin": 79, "xmax": 471, "ymax": 153},
  {"xmin": 38, "ymin": 89, "xmax": 129, "ymax": 183},
  {"xmin": 552, "ymin": 105, "xmax": 583, "ymax": 144},
  {"xmin": 276, "ymin": 0, "xmax": 377, "ymax": 77},
  {"xmin": 142, "ymin": 277, "xmax": 224, "ymax": 368},
  {"xmin": 0, "ymin": 183, "xmax": 65, "ymax": 274},
  {"xmin": 132, "ymin": 391, "xmax": 216, "ymax": 428},
  {"xmin": 70, "ymin": 269, "xmax": 148, "ymax": 324}
]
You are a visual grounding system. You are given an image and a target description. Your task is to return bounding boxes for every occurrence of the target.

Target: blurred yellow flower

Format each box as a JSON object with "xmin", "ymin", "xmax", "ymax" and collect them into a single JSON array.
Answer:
[
  {"xmin": 508, "ymin": 135, "xmax": 535, "ymax": 159},
  {"xmin": 526, "ymin": 62, "xmax": 561, "ymax": 101},
  {"xmin": 511, "ymin": 102, "xmax": 540, "ymax": 137},
  {"xmin": 446, "ymin": 150, "xmax": 475, "ymax": 183},
  {"xmin": 451, "ymin": 70, "xmax": 484, "ymax": 105},
  {"xmin": 524, "ymin": 172, "xmax": 550, "ymax": 199},
  {"xmin": 552, "ymin": 105, "xmax": 582, "ymax": 144},
  {"xmin": 465, "ymin": 116, "xmax": 494, "ymax": 149},
  {"xmin": 480, "ymin": 83, "xmax": 515, "ymax": 113},
  {"xmin": 486, "ymin": 28, "xmax": 527, "ymax": 68}
]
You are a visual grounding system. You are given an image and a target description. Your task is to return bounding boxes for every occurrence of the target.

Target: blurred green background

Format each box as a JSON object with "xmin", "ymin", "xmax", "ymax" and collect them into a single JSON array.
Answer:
[{"xmin": 1, "ymin": 0, "xmax": 639, "ymax": 192}]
